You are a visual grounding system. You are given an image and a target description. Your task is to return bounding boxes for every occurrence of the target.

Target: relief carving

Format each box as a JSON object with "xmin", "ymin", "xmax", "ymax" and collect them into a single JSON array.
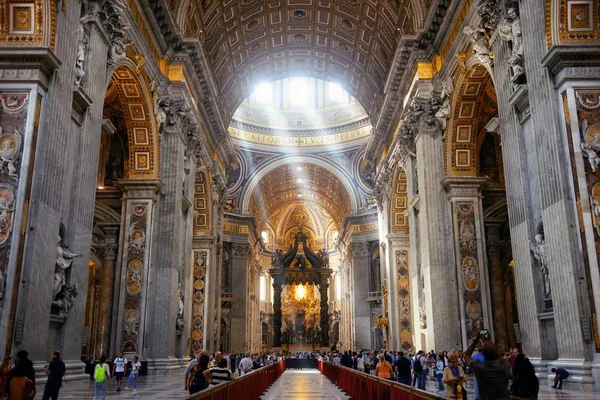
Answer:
[
  {"xmin": 499, "ymin": 7, "xmax": 526, "ymax": 85},
  {"xmin": 463, "ymin": 25, "xmax": 493, "ymax": 66},
  {"xmin": 0, "ymin": 126, "xmax": 22, "ymax": 181}
]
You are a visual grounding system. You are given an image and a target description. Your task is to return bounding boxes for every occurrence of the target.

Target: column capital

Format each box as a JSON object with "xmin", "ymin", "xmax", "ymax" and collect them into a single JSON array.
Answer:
[
  {"xmin": 115, "ymin": 179, "xmax": 162, "ymax": 200},
  {"xmin": 442, "ymin": 177, "xmax": 488, "ymax": 198}
]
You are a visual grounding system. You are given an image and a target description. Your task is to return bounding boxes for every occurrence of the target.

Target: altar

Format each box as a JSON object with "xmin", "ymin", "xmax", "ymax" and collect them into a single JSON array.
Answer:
[{"xmin": 269, "ymin": 227, "xmax": 333, "ymax": 349}]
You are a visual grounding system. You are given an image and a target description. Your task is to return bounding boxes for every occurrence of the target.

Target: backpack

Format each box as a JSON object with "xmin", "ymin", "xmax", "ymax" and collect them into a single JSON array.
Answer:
[
  {"xmin": 94, "ymin": 364, "xmax": 107, "ymax": 383},
  {"xmin": 414, "ymin": 356, "xmax": 423, "ymax": 373}
]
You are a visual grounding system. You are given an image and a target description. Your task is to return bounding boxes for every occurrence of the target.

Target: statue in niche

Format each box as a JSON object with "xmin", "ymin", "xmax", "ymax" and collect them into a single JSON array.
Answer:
[
  {"xmin": 499, "ymin": 8, "xmax": 525, "ymax": 84},
  {"xmin": 52, "ymin": 237, "xmax": 81, "ymax": 318},
  {"xmin": 435, "ymin": 77, "xmax": 454, "ymax": 130},
  {"xmin": 74, "ymin": 25, "xmax": 88, "ymax": 87},
  {"xmin": 176, "ymin": 284, "xmax": 184, "ymax": 331},
  {"xmin": 463, "ymin": 25, "xmax": 492, "ymax": 66},
  {"xmin": 529, "ymin": 234, "xmax": 551, "ymax": 300}
]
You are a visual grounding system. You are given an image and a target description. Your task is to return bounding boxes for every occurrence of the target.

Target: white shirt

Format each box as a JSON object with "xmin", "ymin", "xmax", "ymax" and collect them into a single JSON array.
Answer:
[
  {"xmin": 238, "ymin": 357, "xmax": 253, "ymax": 373},
  {"xmin": 357, "ymin": 357, "xmax": 365, "ymax": 369},
  {"xmin": 115, "ymin": 357, "xmax": 127, "ymax": 372},
  {"xmin": 131, "ymin": 361, "xmax": 142, "ymax": 375}
]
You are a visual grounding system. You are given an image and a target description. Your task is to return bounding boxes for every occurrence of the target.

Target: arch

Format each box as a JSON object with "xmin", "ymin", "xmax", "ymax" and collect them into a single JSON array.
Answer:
[
  {"xmin": 105, "ymin": 64, "xmax": 160, "ymax": 179},
  {"xmin": 445, "ymin": 64, "xmax": 498, "ymax": 177},
  {"xmin": 239, "ymin": 155, "xmax": 361, "ymax": 214}
]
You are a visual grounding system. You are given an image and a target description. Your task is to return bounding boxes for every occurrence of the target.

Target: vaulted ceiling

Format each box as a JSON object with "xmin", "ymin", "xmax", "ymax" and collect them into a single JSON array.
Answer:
[
  {"xmin": 248, "ymin": 163, "xmax": 351, "ymax": 228},
  {"xmin": 173, "ymin": 0, "xmax": 408, "ymax": 122}
]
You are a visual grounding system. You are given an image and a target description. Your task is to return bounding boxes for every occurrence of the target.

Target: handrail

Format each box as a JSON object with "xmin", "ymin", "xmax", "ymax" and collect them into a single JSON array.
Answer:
[
  {"xmin": 186, "ymin": 360, "xmax": 285, "ymax": 400},
  {"xmin": 318, "ymin": 360, "xmax": 444, "ymax": 400}
]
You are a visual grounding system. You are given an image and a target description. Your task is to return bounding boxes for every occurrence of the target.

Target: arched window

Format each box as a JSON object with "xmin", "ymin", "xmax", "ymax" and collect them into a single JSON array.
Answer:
[{"xmin": 260, "ymin": 275, "xmax": 267, "ymax": 302}]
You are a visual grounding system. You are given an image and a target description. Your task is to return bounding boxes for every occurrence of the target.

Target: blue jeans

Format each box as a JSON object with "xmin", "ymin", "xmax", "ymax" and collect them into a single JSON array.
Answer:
[
  {"xmin": 474, "ymin": 376, "xmax": 479, "ymax": 398},
  {"xmin": 437, "ymin": 373, "xmax": 444, "ymax": 392},
  {"xmin": 417, "ymin": 370, "xmax": 427, "ymax": 389},
  {"xmin": 94, "ymin": 380, "xmax": 107, "ymax": 400},
  {"xmin": 127, "ymin": 372, "xmax": 139, "ymax": 389},
  {"xmin": 398, "ymin": 376, "xmax": 411, "ymax": 385}
]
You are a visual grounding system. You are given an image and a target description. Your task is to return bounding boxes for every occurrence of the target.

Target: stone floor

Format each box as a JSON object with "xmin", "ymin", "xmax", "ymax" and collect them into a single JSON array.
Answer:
[
  {"xmin": 260, "ymin": 370, "xmax": 350, "ymax": 400},
  {"xmin": 39, "ymin": 369, "xmax": 598, "ymax": 399}
]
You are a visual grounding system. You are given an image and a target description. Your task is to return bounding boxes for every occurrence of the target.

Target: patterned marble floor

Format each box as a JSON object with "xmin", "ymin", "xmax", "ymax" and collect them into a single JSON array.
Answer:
[
  {"xmin": 36, "ymin": 368, "xmax": 599, "ymax": 399},
  {"xmin": 260, "ymin": 370, "xmax": 351, "ymax": 400}
]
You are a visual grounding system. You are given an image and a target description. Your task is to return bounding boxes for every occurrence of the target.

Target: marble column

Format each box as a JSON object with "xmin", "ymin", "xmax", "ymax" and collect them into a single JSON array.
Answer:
[
  {"xmin": 94, "ymin": 225, "xmax": 119, "ymax": 358},
  {"xmin": 114, "ymin": 179, "xmax": 161, "ymax": 358},
  {"xmin": 414, "ymin": 107, "xmax": 460, "ymax": 351},
  {"xmin": 320, "ymin": 281, "xmax": 330, "ymax": 347},
  {"xmin": 145, "ymin": 104, "xmax": 187, "ymax": 369},
  {"xmin": 230, "ymin": 243, "xmax": 250, "ymax": 352},
  {"xmin": 443, "ymin": 177, "xmax": 493, "ymax": 349},
  {"xmin": 485, "ymin": 222, "xmax": 509, "ymax": 352},
  {"xmin": 350, "ymin": 242, "xmax": 370, "ymax": 349},
  {"xmin": 273, "ymin": 279, "xmax": 283, "ymax": 347}
]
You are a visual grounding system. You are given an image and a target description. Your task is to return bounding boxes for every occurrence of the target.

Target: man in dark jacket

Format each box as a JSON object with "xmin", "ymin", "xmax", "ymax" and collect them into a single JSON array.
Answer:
[
  {"xmin": 42, "ymin": 350, "xmax": 66, "ymax": 400},
  {"xmin": 396, "ymin": 352, "xmax": 412, "ymax": 385}
]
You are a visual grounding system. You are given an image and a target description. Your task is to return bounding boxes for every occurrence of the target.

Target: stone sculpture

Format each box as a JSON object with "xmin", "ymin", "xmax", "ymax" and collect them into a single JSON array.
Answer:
[
  {"xmin": 0, "ymin": 191, "xmax": 15, "ymax": 236},
  {"xmin": 0, "ymin": 126, "xmax": 22, "ymax": 181},
  {"xmin": 435, "ymin": 77, "xmax": 454, "ymax": 130},
  {"xmin": 74, "ymin": 26, "xmax": 88, "ymax": 87},
  {"xmin": 581, "ymin": 142, "xmax": 600, "ymax": 172},
  {"xmin": 52, "ymin": 283, "xmax": 78, "ymax": 318},
  {"xmin": 53, "ymin": 239, "xmax": 81, "ymax": 317},
  {"xmin": 499, "ymin": 8, "xmax": 525, "ymax": 83},
  {"xmin": 463, "ymin": 25, "xmax": 492, "ymax": 66},
  {"xmin": 529, "ymin": 233, "xmax": 551, "ymax": 300},
  {"xmin": 176, "ymin": 285, "xmax": 185, "ymax": 331}
]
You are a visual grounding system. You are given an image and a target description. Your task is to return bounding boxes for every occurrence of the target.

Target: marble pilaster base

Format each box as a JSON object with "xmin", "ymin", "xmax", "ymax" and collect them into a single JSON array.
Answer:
[
  {"xmin": 146, "ymin": 357, "xmax": 183, "ymax": 371},
  {"xmin": 33, "ymin": 360, "xmax": 88, "ymax": 384},
  {"xmin": 545, "ymin": 359, "xmax": 595, "ymax": 391}
]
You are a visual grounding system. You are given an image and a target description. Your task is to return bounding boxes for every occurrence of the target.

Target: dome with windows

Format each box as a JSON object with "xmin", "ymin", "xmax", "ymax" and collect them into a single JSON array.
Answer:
[{"xmin": 228, "ymin": 78, "xmax": 371, "ymax": 150}]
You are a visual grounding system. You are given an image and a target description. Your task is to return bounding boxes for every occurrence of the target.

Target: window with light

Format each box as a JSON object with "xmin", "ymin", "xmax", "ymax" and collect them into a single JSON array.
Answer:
[{"xmin": 260, "ymin": 275, "xmax": 267, "ymax": 302}]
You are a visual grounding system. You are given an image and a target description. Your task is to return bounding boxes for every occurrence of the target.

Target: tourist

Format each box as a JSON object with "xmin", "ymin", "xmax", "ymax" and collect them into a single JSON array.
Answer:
[
  {"xmin": 435, "ymin": 354, "xmax": 445, "ymax": 395},
  {"xmin": 356, "ymin": 352, "xmax": 365, "ymax": 372},
  {"xmin": 414, "ymin": 350, "xmax": 427, "ymax": 390},
  {"xmin": 189, "ymin": 354, "xmax": 209, "ymax": 394},
  {"xmin": 427, "ymin": 351, "xmax": 436, "ymax": 381},
  {"xmin": 111, "ymin": 352, "xmax": 127, "ymax": 392},
  {"xmin": 41, "ymin": 350, "xmax": 65, "ymax": 400},
  {"xmin": 368, "ymin": 351, "xmax": 378, "ymax": 375},
  {"xmin": 396, "ymin": 352, "xmax": 412, "ymax": 385},
  {"xmin": 125, "ymin": 355, "xmax": 142, "ymax": 392},
  {"xmin": 464, "ymin": 334, "xmax": 511, "ymax": 400},
  {"xmin": 443, "ymin": 353, "xmax": 466, "ymax": 398},
  {"xmin": 7, "ymin": 361, "xmax": 34, "ymax": 400},
  {"xmin": 375, "ymin": 354, "xmax": 393, "ymax": 380},
  {"xmin": 238, "ymin": 353, "xmax": 253, "ymax": 375},
  {"xmin": 471, "ymin": 347, "xmax": 484, "ymax": 400},
  {"xmin": 93, "ymin": 355, "xmax": 110, "ymax": 400},
  {"xmin": 185, "ymin": 353, "xmax": 202, "ymax": 391},
  {"xmin": 208, "ymin": 359, "xmax": 233, "ymax": 385},
  {"xmin": 510, "ymin": 354, "xmax": 539, "ymax": 399},
  {"xmin": 333, "ymin": 353, "xmax": 341, "ymax": 366},
  {"xmin": 5, "ymin": 351, "xmax": 35, "ymax": 399},
  {"xmin": 0, "ymin": 355, "xmax": 12, "ymax": 398},
  {"xmin": 550, "ymin": 367, "xmax": 569, "ymax": 389}
]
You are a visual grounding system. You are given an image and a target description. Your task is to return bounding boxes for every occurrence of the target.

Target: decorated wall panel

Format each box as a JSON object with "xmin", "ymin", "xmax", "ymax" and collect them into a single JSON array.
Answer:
[
  {"xmin": 193, "ymin": 169, "xmax": 211, "ymax": 234},
  {"xmin": 391, "ymin": 169, "xmax": 408, "ymax": 233},
  {"xmin": 453, "ymin": 202, "xmax": 484, "ymax": 339},
  {"xmin": 0, "ymin": 0, "xmax": 56, "ymax": 49},
  {"xmin": 121, "ymin": 202, "xmax": 152, "ymax": 352},
  {"xmin": 191, "ymin": 250, "xmax": 207, "ymax": 353},
  {"xmin": 546, "ymin": 0, "xmax": 600, "ymax": 49},
  {"xmin": 396, "ymin": 249, "xmax": 413, "ymax": 351},
  {"xmin": 0, "ymin": 93, "xmax": 29, "ymax": 308},
  {"xmin": 562, "ymin": 88, "xmax": 600, "ymax": 351}
]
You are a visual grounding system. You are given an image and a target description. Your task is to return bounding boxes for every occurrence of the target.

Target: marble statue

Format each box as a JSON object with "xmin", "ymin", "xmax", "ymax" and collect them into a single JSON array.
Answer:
[
  {"xmin": 108, "ymin": 38, "xmax": 128, "ymax": 67},
  {"xmin": 435, "ymin": 77, "xmax": 454, "ymax": 130},
  {"xmin": 0, "ymin": 193, "xmax": 15, "ymax": 235},
  {"xmin": 529, "ymin": 234, "xmax": 551, "ymax": 299},
  {"xmin": 463, "ymin": 25, "xmax": 492, "ymax": 66},
  {"xmin": 581, "ymin": 142, "xmax": 600, "ymax": 172},
  {"xmin": 499, "ymin": 8, "xmax": 525, "ymax": 83},
  {"xmin": 52, "ymin": 283, "xmax": 78, "ymax": 318},
  {"xmin": 54, "ymin": 240, "xmax": 81, "ymax": 300},
  {"xmin": 127, "ymin": 222, "xmax": 145, "ymax": 255},
  {"xmin": 176, "ymin": 285, "xmax": 185, "ymax": 331},
  {"xmin": 74, "ymin": 26, "xmax": 88, "ymax": 87},
  {"xmin": 272, "ymin": 249, "xmax": 284, "ymax": 268},
  {"xmin": 0, "ymin": 127, "xmax": 22, "ymax": 181}
]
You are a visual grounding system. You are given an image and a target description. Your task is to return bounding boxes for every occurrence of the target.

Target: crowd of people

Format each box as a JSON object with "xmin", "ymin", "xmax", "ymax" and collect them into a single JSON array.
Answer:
[{"xmin": 320, "ymin": 332, "xmax": 546, "ymax": 400}]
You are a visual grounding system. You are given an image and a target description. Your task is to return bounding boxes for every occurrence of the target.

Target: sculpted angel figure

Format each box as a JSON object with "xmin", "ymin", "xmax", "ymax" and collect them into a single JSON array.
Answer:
[
  {"xmin": 463, "ymin": 25, "xmax": 492, "ymax": 65},
  {"xmin": 582, "ymin": 142, "xmax": 600, "ymax": 172},
  {"xmin": 0, "ymin": 194, "xmax": 15, "ymax": 233},
  {"xmin": 54, "ymin": 239, "xmax": 81, "ymax": 299}
]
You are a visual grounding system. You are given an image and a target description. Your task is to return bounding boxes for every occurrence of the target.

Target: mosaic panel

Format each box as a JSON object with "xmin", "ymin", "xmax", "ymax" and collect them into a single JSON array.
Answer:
[
  {"xmin": 396, "ymin": 249, "xmax": 413, "ymax": 351},
  {"xmin": 391, "ymin": 168, "xmax": 408, "ymax": 233},
  {"xmin": 546, "ymin": 0, "xmax": 600, "ymax": 48},
  {"xmin": 1, "ymin": 1, "xmax": 56, "ymax": 49},
  {"xmin": 191, "ymin": 250, "xmax": 207, "ymax": 353},
  {"xmin": 193, "ymin": 169, "xmax": 211, "ymax": 234}
]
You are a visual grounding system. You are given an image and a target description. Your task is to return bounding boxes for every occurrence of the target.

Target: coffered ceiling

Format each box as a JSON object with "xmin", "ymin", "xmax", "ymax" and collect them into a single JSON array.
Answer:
[
  {"xmin": 248, "ymin": 163, "xmax": 351, "ymax": 227},
  {"xmin": 174, "ymin": 0, "xmax": 405, "ymax": 122}
]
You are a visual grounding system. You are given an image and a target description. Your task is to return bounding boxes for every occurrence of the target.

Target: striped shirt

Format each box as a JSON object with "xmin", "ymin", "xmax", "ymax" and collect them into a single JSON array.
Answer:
[{"xmin": 209, "ymin": 367, "xmax": 232, "ymax": 384}]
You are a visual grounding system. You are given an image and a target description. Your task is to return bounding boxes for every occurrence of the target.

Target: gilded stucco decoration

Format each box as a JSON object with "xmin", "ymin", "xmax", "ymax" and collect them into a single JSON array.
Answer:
[
  {"xmin": 391, "ymin": 168, "xmax": 408, "ymax": 234},
  {"xmin": 0, "ymin": 0, "xmax": 57, "ymax": 50},
  {"xmin": 546, "ymin": 0, "xmax": 600, "ymax": 49},
  {"xmin": 108, "ymin": 66, "xmax": 160, "ymax": 179},
  {"xmin": 446, "ymin": 66, "xmax": 498, "ymax": 177},
  {"xmin": 193, "ymin": 169, "xmax": 211, "ymax": 234}
]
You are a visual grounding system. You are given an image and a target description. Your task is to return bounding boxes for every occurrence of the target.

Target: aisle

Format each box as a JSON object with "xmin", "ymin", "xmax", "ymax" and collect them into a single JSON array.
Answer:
[{"xmin": 260, "ymin": 369, "xmax": 351, "ymax": 400}]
